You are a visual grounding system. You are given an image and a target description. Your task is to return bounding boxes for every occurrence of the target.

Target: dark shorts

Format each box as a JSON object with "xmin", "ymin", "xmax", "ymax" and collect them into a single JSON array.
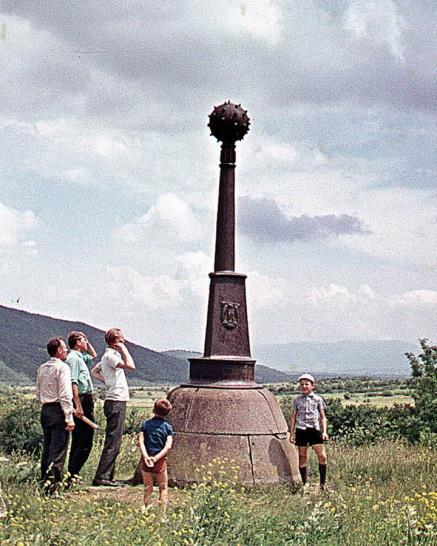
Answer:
[
  {"xmin": 140, "ymin": 457, "xmax": 167, "ymax": 475},
  {"xmin": 296, "ymin": 427, "xmax": 324, "ymax": 447}
]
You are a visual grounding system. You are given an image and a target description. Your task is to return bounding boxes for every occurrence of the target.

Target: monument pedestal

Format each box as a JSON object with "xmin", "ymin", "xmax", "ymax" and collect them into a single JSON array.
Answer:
[{"xmin": 167, "ymin": 382, "xmax": 301, "ymax": 486}]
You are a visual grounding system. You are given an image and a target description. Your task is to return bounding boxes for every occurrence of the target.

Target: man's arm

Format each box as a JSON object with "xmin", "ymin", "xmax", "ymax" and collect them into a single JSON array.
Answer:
[
  {"xmin": 58, "ymin": 366, "xmax": 75, "ymax": 431},
  {"xmin": 115, "ymin": 343, "xmax": 135, "ymax": 371},
  {"xmin": 72, "ymin": 383, "xmax": 84, "ymax": 419},
  {"xmin": 68, "ymin": 355, "xmax": 84, "ymax": 418},
  {"xmin": 150, "ymin": 436, "xmax": 173, "ymax": 463},
  {"xmin": 91, "ymin": 363, "xmax": 105, "ymax": 383},
  {"xmin": 84, "ymin": 337, "xmax": 97, "ymax": 359},
  {"xmin": 35, "ymin": 369, "xmax": 41, "ymax": 402}
]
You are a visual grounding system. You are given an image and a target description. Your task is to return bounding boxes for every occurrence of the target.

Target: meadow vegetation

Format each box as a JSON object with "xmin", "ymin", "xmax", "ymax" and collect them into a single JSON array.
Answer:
[
  {"xmin": 0, "ymin": 439, "xmax": 435, "ymax": 545},
  {"xmin": 0, "ymin": 340, "xmax": 435, "ymax": 544}
]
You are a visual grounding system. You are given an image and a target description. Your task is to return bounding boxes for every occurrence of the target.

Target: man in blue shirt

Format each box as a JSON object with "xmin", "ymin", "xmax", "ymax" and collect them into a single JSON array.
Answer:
[{"xmin": 66, "ymin": 331, "xmax": 97, "ymax": 481}]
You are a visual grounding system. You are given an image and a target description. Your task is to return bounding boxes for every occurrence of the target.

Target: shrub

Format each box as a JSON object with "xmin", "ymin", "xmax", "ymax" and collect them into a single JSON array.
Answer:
[
  {"xmin": 326, "ymin": 398, "xmax": 420, "ymax": 445},
  {"xmin": 0, "ymin": 400, "xmax": 42, "ymax": 458},
  {"xmin": 405, "ymin": 338, "xmax": 437, "ymax": 434},
  {"xmin": 123, "ymin": 407, "xmax": 146, "ymax": 435}
]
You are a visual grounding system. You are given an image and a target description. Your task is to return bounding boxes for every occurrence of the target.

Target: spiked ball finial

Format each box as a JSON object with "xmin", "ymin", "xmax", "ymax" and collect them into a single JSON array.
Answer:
[{"xmin": 207, "ymin": 101, "xmax": 250, "ymax": 143}]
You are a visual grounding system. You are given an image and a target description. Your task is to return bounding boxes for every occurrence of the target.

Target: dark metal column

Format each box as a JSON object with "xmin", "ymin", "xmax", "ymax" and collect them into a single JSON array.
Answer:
[
  {"xmin": 214, "ymin": 143, "xmax": 236, "ymax": 272},
  {"xmin": 190, "ymin": 102, "xmax": 253, "ymax": 382}
]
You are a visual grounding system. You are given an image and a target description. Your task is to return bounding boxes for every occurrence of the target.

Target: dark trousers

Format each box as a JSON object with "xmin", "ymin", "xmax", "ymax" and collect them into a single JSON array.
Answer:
[
  {"xmin": 68, "ymin": 393, "xmax": 95, "ymax": 477},
  {"xmin": 94, "ymin": 400, "xmax": 126, "ymax": 481},
  {"xmin": 40, "ymin": 403, "xmax": 69, "ymax": 487}
]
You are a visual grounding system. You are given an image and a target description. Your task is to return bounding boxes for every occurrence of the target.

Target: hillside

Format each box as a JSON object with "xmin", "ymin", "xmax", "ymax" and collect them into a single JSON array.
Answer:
[
  {"xmin": 162, "ymin": 350, "xmax": 293, "ymax": 383},
  {"xmin": 0, "ymin": 305, "xmax": 187, "ymax": 384},
  {"xmin": 254, "ymin": 340, "xmax": 416, "ymax": 377},
  {"xmin": 0, "ymin": 305, "xmax": 417, "ymax": 384}
]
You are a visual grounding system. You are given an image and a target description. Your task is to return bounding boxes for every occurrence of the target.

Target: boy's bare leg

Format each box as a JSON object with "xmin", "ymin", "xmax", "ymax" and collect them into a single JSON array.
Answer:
[
  {"xmin": 312, "ymin": 444, "xmax": 327, "ymax": 489},
  {"xmin": 298, "ymin": 446, "xmax": 308, "ymax": 484},
  {"xmin": 156, "ymin": 469, "xmax": 168, "ymax": 510},
  {"xmin": 141, "ymin": 470, "xmax": 154, "ymax": 506},
  {"xmin": 312, "ymin": 444, "xmax": 327, "ymax": 464}
]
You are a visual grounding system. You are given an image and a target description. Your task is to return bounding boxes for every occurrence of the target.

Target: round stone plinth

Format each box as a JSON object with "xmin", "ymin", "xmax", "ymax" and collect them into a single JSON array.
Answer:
[{"xmin": 166, "ymin": 385, "xmax": 301, "ymax": 486}]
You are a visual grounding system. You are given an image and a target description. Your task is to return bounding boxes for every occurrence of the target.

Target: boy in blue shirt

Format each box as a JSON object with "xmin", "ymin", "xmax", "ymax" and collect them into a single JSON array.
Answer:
[{"xmin": 139, "ymin": 399, "xmax": 174, "ymax": 510}]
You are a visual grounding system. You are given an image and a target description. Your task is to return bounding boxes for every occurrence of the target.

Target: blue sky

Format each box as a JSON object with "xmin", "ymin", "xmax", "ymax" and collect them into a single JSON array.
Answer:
[{"xmin": 0, "ymin": 1, "xmax": 435, "ymax": 351}]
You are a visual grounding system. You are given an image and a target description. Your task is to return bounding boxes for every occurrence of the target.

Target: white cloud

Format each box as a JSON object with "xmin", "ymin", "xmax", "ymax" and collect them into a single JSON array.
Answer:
[
  {"xmin": 339, "ymin": 186, "xmax": 437, "ymax": 268},
  {"xmin": 227, "ymin": 0, "xmax": 283, "ymax": 44},
  {"xmin": 343, "ymin": 0, "xmax": 406, "ymax": 61},
  {"xmin": 116, "ymin": 193, "xmax": 203, "ymax": 243},
  {"xmin": 105, "ymin": 266, "xmax": 183, "ymax": 309},
  {"xmin": 0, "ymin": 201, "xmax": 39, "ymax": 248},
  {"xmin": 246, "ymin": 271, "xmax": 286, "ymax": 310},
  {"xmin": 301, "ymin": 282, "xmax": 437, "ymax": 341},
  {"xmin": 395, "ymin": 290, "xmax": 437, "ymax": 306},
  {"xmin": 243, "ymin": 134, "xmax": 327, "ymax": 173},
  {"xmin": 173, "ymin": 251, "xmax": 210, "ymax": 297},
  {"xmin": 31, "ymin": 119, "xmax": 142, "ymax": 186}
]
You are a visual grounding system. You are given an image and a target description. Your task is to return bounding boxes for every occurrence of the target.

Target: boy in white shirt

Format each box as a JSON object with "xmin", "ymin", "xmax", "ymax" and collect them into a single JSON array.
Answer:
[{"xmin": 91, "ymin": 328, "xmax": 135, "ymax": 486}]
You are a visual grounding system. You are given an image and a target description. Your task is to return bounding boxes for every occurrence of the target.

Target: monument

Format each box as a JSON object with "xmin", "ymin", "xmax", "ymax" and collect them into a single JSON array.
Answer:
[{"xmin": 167, "ymin": 102, "xmax": 300, "ymax": 485}]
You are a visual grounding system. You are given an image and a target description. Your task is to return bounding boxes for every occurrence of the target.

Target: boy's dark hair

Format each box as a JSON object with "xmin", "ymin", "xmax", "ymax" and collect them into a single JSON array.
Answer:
[
  {"xmin": 47, "ymin": 337, "xmax": 63, "ymax": 357},
  {"xmin": 67, "ymin": 331, "xmax": 84, "ymax": 349},
  {"xmin": 105, "ymin": 328, "xmax": 123, "ymax": 346},
  {"xmin": 153, "ymin": 399, "xmax": 172, "ymax": 417}
]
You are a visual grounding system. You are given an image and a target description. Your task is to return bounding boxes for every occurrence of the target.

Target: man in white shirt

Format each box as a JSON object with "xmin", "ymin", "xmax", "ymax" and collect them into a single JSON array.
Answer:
[
  {"xmin": 36, "ymin": 337, "xmax": 75, "ymax": 493},
  {"xmin": 91, "ymin": 328, "xmax": 135, "ymax": 486}
]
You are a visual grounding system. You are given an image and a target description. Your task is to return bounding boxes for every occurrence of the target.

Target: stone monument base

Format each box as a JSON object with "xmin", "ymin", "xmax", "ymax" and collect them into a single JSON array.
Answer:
[{"xmin": 166, "ymin": 384, "xmax": 301, "ymax": 486}]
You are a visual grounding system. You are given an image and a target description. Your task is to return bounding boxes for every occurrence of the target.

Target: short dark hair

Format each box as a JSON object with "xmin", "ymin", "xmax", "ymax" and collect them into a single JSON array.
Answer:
[
  {"xmin": 153, "ymin": 399, "xmax": 172, "ymax": 417},
  {"xmin": 105, "ymin": 328, "xmax": 123, "ymax": 346},
  {"xmin": 67, "ymin": 331, "xmax": 85, "ymax": 349},
  {"xmin": 47, "ymin": 337, "xmax": 64, "ymax": 357}
]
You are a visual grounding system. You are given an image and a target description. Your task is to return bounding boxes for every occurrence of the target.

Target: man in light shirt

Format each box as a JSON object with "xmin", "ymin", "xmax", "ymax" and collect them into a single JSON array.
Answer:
[
  {"xmin": 36, "ymin": 337, "xmax": 75, "ymax": 493},
  {"xmin": 91, "ymin": 328, "xmax": 135, "ymax": 486},
  {"xmin": 66, "ymin": 331, "xmax": 97, "ymax": 481}
]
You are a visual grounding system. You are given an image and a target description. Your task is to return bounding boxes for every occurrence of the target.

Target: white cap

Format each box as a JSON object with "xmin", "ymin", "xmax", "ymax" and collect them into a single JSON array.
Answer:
[{"xmin": 298, "ymin": 373, "xmax": 315, "ymax": 383}]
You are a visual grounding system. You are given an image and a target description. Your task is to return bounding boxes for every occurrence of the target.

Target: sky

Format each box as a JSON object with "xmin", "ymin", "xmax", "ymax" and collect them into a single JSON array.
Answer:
[{"xmin": 0, "ymin": 0, "xmax": 435, "ymax": 352}]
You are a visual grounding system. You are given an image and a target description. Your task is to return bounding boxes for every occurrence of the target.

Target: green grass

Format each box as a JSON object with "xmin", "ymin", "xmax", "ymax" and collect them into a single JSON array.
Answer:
[
  {"xmin": 323, "ymin": 392, "xmax": 414, "ymax": 407},
  {"xmin": 0, "ymin": 440, "xmax": 435, "ymax": 545},
  {"xmin": 277, "ymin": 391, "xmax": 414, "ymax": 408}
]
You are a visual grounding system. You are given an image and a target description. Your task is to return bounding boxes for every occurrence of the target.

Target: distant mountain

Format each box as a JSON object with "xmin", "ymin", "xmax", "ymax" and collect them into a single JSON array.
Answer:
[
  {"xmin": 0, "ymin": 305, "xmax": 187, "ymax": 384},
  {"xmin": 162, "ymin": 350, "xmax": 293, "ymax": 383},
  {"xmin": 0, "ymin": 305, "xmax": 417, "ymax": 385},
  {"xmin": 254, "ymin": 340, "xmax": 416, "ymax": 377}
]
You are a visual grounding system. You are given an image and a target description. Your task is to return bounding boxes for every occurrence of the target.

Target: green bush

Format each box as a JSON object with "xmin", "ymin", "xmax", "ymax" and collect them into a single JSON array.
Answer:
[
  {"xmin": 123, "ymin": 407, "xmax": 146, "ymax": 435},
  {"xmin": 406, "ymin": 338, "xmax": 437, "ymax": 434},
  {"xmin": 0, "ymin": 399, "xmax": 42, "ymax": 458},
  {"xmin": 327, "ymin": 399, "xmax": 420, "ymax": 445},
  {"xmin": 280, "ymin": 396, "xmax": 420, "ymax": 446}
]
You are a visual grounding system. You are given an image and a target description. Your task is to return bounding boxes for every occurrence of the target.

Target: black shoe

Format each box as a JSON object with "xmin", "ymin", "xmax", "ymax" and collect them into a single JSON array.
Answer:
[
  {"xmin": 92, "ymin": 479, "xmax": 119, "ymax": 487},
  {"xmin": 112, "ymin": 479, "xmax": 130, "ymax": 486}
]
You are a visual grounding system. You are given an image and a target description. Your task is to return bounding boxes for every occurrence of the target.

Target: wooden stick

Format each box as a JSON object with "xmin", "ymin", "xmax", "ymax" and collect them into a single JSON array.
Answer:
[{"xmin": 73, "ymin": 411, "xmax": 98, "ymax": 429}]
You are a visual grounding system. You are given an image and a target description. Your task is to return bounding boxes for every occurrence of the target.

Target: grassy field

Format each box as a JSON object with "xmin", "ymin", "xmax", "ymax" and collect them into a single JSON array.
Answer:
[
  {"xmin": 322, "ymin": 391, "xmax": 414, "ymax": 407},
  {"xmin": 0, "ymin": 438, "xmax": 435, "ymax": 545},
  {"xmin": 0, "ymin": 382, "xmax": 434, "ymax": 544}
]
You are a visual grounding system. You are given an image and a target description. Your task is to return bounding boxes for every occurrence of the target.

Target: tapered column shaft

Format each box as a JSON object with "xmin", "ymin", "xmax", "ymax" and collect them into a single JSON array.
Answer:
[{"xmin": 214, "ymin": 143, "xmax": 236, "ymax": 272}]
